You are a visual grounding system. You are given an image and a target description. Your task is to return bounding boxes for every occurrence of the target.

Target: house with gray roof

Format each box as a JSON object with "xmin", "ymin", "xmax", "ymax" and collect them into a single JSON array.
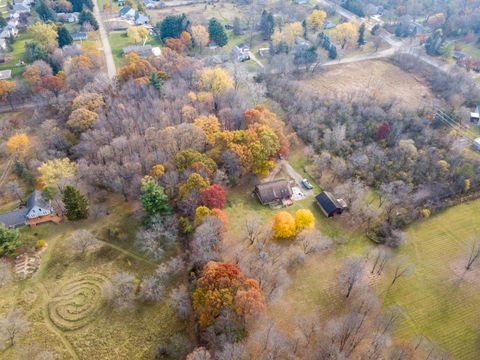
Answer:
[
  {"xmin": 0, "ymin": 191, "xmax": 62, "ymax": 228},
  {"xmin": 11, "ymin": 3, "xmax": 30, "ymax": 13}
]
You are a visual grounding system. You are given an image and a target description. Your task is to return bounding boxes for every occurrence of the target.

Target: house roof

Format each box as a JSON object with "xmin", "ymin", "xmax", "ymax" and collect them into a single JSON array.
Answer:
[
  {"xmin": 12, "ymin": 3, "xmax": 29, "ymax": 11},
  {"xmin": 26, "ymin": 190, "xmax": 49, "ymax": 210},
  {"xmin": 71, "ymin": 31, "xmax": 87, "ymax": 40},
  {"xmin": 315, "ymin": 191, "xmax": 343, "ymax": 215},
  {"xmin": 123, "ymin": 44, "xmax": 152, "ymax": 56},
  {"xmin": 255, "ymin": 179, "xmax": 292, "ymax": 204},
  {"xmin": 0, "ymin": 208, "xmax": 28, "ymax": 227},
  {"xmin": 119, "ymin": 6, "xmax": 134, "ymax": 16}
]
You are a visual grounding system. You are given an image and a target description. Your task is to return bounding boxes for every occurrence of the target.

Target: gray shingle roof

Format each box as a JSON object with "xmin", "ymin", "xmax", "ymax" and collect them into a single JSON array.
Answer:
[
  {"xmin": 0, "ymin": 208, "xmax": 28, "ymax": 227},
  {"xmin": 26, "ymin": 190, "xmax": 48, "ymax": 210}
]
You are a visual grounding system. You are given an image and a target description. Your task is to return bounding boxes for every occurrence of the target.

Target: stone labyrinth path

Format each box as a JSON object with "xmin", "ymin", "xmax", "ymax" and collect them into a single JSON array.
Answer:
[{"xmin": 48, "ymin": 273, "xmax": 108, "ymax": 331}]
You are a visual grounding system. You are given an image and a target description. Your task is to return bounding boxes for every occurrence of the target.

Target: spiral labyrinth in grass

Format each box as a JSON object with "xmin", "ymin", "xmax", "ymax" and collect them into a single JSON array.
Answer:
[{"xmin": 48, "ymin": 274, "xmax": 107, "ymax": 331}]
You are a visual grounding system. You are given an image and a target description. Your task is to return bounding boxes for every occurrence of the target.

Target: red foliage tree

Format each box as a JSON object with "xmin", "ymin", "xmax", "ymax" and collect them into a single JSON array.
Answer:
[
  {"xmin": 200, "ymin": 184, "xmax": 226, "ymax": 209},
  {"xmin": 376, "ymin": 121, "xmax": 390, "ymax": 141},
  {"xmin": 40, "ymin": 75, "xmax": 64, "ymax": 96},
  {"xmin": 211, "ymin": 208, "xmax": 229, "ymax": 231}
]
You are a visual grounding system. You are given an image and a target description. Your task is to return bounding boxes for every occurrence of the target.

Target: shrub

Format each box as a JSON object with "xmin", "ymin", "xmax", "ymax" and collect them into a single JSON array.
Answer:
[{"xmin": 35, "ymin": 239, "xmax": 46, "ymax": 249}]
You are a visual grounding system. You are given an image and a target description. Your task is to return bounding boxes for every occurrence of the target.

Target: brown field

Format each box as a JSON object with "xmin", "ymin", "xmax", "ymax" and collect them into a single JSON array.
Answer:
[{"xmin": 303, "ymin": 60, "xmax": 438, "ymax": 109}]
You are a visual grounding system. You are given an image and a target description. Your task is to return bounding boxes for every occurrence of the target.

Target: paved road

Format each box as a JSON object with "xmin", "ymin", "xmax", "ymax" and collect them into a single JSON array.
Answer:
[
  {"xmin": 92, "ymin": 0, "xmax": 116, "ymax": 78},
  {"xmin": 248, "ymin": 51, "xmax": 265, "ymax": 68}
]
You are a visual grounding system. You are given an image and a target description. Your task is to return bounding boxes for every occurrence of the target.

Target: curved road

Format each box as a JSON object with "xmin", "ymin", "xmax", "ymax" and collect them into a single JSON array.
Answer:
[{"xmin": 92, "ymin": 0, "xmax": 116, "ymax": 78}]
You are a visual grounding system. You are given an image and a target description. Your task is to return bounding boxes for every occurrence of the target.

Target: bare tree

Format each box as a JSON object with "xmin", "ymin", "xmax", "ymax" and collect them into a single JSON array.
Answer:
[
  {"xmin": 368, "ymin": 246, "xmax": 392, "ymax": 276},
  {"xmin": 5, "ymin": 181, "xmax": 23, "ymax": 203},
  {"xmin": 68, "ymin": 230, "xmax": 99, "ymax": 255},
  {"xmin": 389, "ymin": 259, "xmax": 414, "ymax": 289},
  {"xmin": 186, "ymin": 347, "xmax": 212, "ymax": 360},
  {"xmin": 465, "ymin": 236, "xmax": 480, "ymax": 271},
  {"xmin": 215, "ymin": 342, "xmax": 247, "ymax": 360},
  {"xmin": 338, "ymin": 256, "xmax": 365, "ymax": 298},
  {"xmin": 168, "ymin": 284, "xmax": 191, "ymax": 320},
  {"xmin": 0, "ymin": 260, "xmax": 12, "ymax": 288},
  {"xmin": 297, "ymin": 229, "xmax": 332, "ymax": 255},
  {"xmin": 102, "ymin": 272, "xmax": 137, "ymax": 310},
  {"xmin": 0, "ymin": 309, "xmax": 29, "ymax": 347},
  {"xmin": 136, "ymin": 215, "xmax": 178, "ymax": 261},
  {"xmin": 244, "ymin": 215, "xmax": 263, "ymax": 246},
  {"xmin": 190, "ymin": 216, "xmax": 223, "ymax": 267}
]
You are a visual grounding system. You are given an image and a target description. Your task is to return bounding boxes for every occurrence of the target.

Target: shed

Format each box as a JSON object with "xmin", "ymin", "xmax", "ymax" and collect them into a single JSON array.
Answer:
[
  {"xmin": 255, "ymin": 179, "xmax": 292, "ymax": 206},
  {"xmin": 315, "ymin": 191, "xmax": 347, "ymax": 217},
  {"xmin": 0, "ymin": 69, "xmax": 11, "ymax": 80}
]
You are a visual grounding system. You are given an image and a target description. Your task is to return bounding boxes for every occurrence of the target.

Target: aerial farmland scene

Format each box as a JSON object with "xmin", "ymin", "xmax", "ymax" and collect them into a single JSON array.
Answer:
[{"xmin": 0, "ymin": 0, "xmax": 480, "ymax": 358}]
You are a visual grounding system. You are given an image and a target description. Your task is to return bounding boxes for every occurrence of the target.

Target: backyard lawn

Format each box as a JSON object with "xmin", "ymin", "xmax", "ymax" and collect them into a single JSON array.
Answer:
[
  {"xmin": 108, "ymin": 31, "xmax": 162, "ymax": 67},
  {"xmin": 0, "ymin": 33, "xmax": 31, "ymax": 77}
]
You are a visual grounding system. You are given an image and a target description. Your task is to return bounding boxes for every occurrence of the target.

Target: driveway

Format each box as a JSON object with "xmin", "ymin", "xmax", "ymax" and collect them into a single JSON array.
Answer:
[
  {"xmin": 265, "ymin": 160, "xmax": 315, "ymax": 198},
  {"xmin": 92, "ymin": 0, "xmax": 116, "ymax": 78}
]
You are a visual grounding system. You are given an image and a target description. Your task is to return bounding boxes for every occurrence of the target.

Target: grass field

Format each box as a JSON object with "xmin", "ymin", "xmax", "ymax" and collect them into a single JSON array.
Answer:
[
  {"xmin": 0, "ymin": 33, "xmax": 32, "ymax": 77},
  {"xmin": 108, "ymin": 31, "xmax": 162, "ymax": 67},
  {"xmin": 0, "ymin": 196, "xmax": 184, "ymax": 360}
]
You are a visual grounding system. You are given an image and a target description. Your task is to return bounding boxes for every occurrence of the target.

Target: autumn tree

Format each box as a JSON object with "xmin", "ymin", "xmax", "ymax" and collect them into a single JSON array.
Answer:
[
  {"xmin": 38, "ymin": 158, "xmax": 78, "ymax": 187},
  {"xmin": 6, "ymin": 133, "xmax": 30, "ymax": 158},
  {"xmin": 191, "ymin": 25, "xmax": 209, "ymax": 50},
  {"xmin": 72, "ymin": 92, "xmax": 104, "ymax": 111},
  {"xmin": 295, "ymin": 209, "xmax": 315, "ymax": 232},
  {"xmin": 40, "ymin": 75, "xmax": 64, "ymax": 96},
  {"xmin": 272, "ymin": 22, "xmax": 303, "ymax": 48},
  {"xmin": 193, "ymin": 115, "xmax": 220, "ymax": 145},
  {"xmin": 192, "ymin": 261, "xmax": 265, "ymax": 328},
  {"xmin": 195, "ymin": 206, "xmax": 211, "ymax": 225},
  {"xmin": 272, "ymin": 211, "xmax": 296, "ymax": 239},
  {"xmin": 67, "ymin": 108, "xmax": 98, "ymax": 132},
  {"xmin": 179, "ymin": 173, "xmax": 210, "ymax": 198},
  {"xmin": 63, "ymin": 185, "xmax": 89, "ymax": 220},
  {"xmin": 198, "ymin": 67, "xmax": 233, "ymax": 95},
  {"xmin": 200, "ymin": 184, "xmax": 226, "ymax": 209},
  {"xmin": 28, "ymin": 22, "xmax": 58, "ymax": 47},
  {"xmin": 307, "ymin": 9, "xmax": 327, "ymax": 32},
  {"xmin": 330, "ymin": 22, "xmax": 358, "ymax": 49},
  {"xmin": 118, "ymin": 52, "xmax": 155, "ymax": 83},
  {"xmin": 140, "ymin": 176, "xmax": 172, "ymax": 216},
  {"xmin": 0, "ymin": 80, "xmax": 16, "ymax": 109},
  {"xmin": 149, "ymin": 164, "xmax": 165, "ymax": 178},
  {"xmin": 127, "ymin": 25, "xmax": 149, "ymax": 44}
]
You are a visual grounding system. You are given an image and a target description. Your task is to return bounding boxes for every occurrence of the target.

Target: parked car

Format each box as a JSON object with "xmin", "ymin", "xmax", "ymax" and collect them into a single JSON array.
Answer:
[{"xmin": 301, "ymin": 178, "xmax": 313, "ymax": 190}]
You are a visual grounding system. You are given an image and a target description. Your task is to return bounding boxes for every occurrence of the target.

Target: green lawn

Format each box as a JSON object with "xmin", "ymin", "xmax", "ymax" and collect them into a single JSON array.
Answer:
[
  {"xmin": 108, "ymin": 31, "xmax": 162, "ymax": 68},
  {"xmin": 0, "ymin": 33, "xmax": 32, "ymax": 77}
]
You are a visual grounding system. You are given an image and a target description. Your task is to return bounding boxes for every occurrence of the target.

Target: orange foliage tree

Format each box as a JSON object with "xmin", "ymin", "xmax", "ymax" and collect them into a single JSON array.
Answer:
[
  {"xmin": 193, "ymin": 261, "xmax": 265, "ymax": 327},
  {"xmin": 6, "ymin": 133, "xmax": 30, "ymax": 157},
  {"xmin": 118, "ymin": 52, "xmax": 155, "ymax": 83},
  {"xmin": 0, "ymin": 80, "xmax": 16, "ymax": 109}
]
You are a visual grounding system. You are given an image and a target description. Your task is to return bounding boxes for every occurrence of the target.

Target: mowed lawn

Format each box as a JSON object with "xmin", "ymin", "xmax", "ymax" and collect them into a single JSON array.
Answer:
[{"xmin": 108, "ymin": 31, "xmax": 162, "ymax": 68}]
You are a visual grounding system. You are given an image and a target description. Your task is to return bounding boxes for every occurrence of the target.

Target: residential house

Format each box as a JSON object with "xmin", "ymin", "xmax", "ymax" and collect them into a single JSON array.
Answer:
[
  {"xmin": 0, "ymin": 69, "xmax": 12, "ymax": 79},
  {"xmin": 143, "ymin": 0, "xmax": 157, "ymax": 9},
  {"xmin": 119, "ymin": 6, "xmax": 136, "ymax": 20},
  {"xmin": 134, "ymin": 12, "xmax": 149, "ymax": 25},
  {"xmin": 232, "ymin": 43, "xmax": 250, "ymax": 62},
  {"xmin": 71, "ymin": 31, "xmax": 88, "ymax": 41},
  {"xmin": 57, "ymin": 12, "xmax": 79, "ymax": 23},
  {"xmin": 315, "ymin": 191, "xmax": 347, "ymax": 218},
  {"xmin": 0, "ymin": 25, "xmax": 18, "ymax": 39},
  {"xmin": 255, "ymin": 179, "xmax": 293, "ymax": 207},
  {"xmin": 294, "ymin": 37, "xmax": 312, "ymax": 51},
  {"xmin": 0, "ymin": 191, "xmax": 63, "ymax": 228},
  {"xmin": 123, "ymin": 44, "xmax": 160, "ymax": 57},
  {"xmin": 11, "ymin": 3, "xmax": 30, "ymax": 13},
  {"xmin": 0, "ymin": 39, "xmax": 7, "ymax": 52},
  {"xmin": 324, "ymin": 21, "xmax": 336, "ymax": 30}
]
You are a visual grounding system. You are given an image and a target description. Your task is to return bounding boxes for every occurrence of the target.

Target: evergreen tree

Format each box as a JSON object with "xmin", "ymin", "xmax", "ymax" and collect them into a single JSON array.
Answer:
[
  {"xmin": 259, "ymin": 10, "xmax": 274, "ymax": 41},
  {"xmin": 69, "ymin": 0, "xmax": 93, "ymax": 12},
  {"xmin": 0, "ymin": 13, "xmax": 7, "ymax": 29},
  {"xmin": 63, "ymin": 185, "xmax": 89, "ymax": 221},
  {"xmin": 0, "ymin": 224, "xmax": 20, "ymax": 255},
  {"xmin": 357, "ymin": 23, "xmax": 366, "ymax": 47},
  {"xmin": 140, "ymin": 178, "xmax": 172, "ymax": 216},
  {"xmin": 425, "ymin": 29, "xmax": 444, "ymax": 56},
  {"xmin": 35, "ymin": 0, "xmax": 56, "ymax": 21},
  {"xmin": 208, "ymin": 18, "xmax": 227, "ymax": 46},
  {"xmin": 79, "ymin": 10, "xmax": 98, "ymax": 30},
  {"xmin": 158, "ymin": 14, "xmax": 188, "ymax": 40},
  {"xmin": 302, "ymin": 19, "xmax": 308, "ymax": 38},
  {"xmin": 57, "ymin": 26, "xmax": 73, "ymax": 48},
  {"xmin": 149, "ymin": 72, "xmax": 163, "ymax": 95},
  {"xmin": 328, "ymin": 45, "xmax": 337, "ymax": 59}
]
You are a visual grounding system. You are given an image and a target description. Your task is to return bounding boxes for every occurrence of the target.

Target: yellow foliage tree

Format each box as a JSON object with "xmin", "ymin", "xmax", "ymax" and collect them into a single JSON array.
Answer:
[
  {"xmin": 67, "ymin": 108, "xmax": 98, "ymax": 132},
  {"xmin": 437, "ymin": 160, "xmax": 450, "ymax": 173},
  {"xmin": 272, "ymin": 22, "xmax": 303, "ymax": 48},
  {"xmin": 330, "ymin": 22, "xmax": 358, "ymax": 49},
  {"xmin": 38, "ymin": 158, "xmax": 78, "ymax": 186},
  {"xmin": 307, "ymin": 10, "xmax": 327, "ymax": 32},
  {"xmin": 72, "ymin": 92, "xmax": 104, "ymax": 111},
  {"xmin": 295, "ymin": 209, "xmax": 315, "ymax": 232},
  {"xmin": 191, "ymin": 25, "xmax": 209, "ymax": 50},
  {"xmin": 127, "ymin": 25, "xmax": 149, "ymax": 44},
  {"xmin": 199, "ymin": 67, "xmax": 234, "ymax": 95},
  {"xmin": 150, "ymin": 164, "xmax": 165, "ymax": 178},
  {"xmin": 464, "ymin": 179, "xmax": 471, "ymax": 192},
  {"xmin": 194, "ymin": 115, "xmax": 220, "ymax": 145},
  {"xmin": 272, "ymin": 211, "xmax": 296, "ymax": 239},
  {"xmin": 195, "ymin": 206, "xmax": 212, "ymax": 225},
  {"xmin": 28, "ymin": 22, "xmax": 58, "ymax": 47},
  {"xmin": 6, "ymin": 133, "xmax": 30, "ymax": 157}
]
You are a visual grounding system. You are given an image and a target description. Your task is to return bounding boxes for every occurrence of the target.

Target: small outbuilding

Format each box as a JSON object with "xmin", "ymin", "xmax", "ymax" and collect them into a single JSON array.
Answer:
[
  {"xmin": 474, "ymin": 138, "xmax": 480, "ymax": 151},
  {"xmin": 255, "ymin": 179, "xmax": 293, "ymax": 206},
  {"xmin": 315, "ymin": 191, "xmax": 347, "ymax": 218}
]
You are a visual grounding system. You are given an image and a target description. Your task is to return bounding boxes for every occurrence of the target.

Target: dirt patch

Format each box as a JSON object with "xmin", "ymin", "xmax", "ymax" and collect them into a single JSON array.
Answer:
[
  {"xmin": 303, "ymin": 60, "xmax": 438, "ymax": 109},
  {"xmin": 449, "ymin": 257, "xmax": 480, "ymax": 286}
]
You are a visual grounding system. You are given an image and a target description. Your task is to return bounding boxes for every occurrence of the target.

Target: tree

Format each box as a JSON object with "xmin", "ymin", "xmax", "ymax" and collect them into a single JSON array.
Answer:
[
  {"xmin": 191, "ymin": 25, "xmax": 209, "ymax": 50},
  {"xmin": 465, "ymin": 236, "xmax": 480, "ymax": 271},
  {"xmin": 330, "ymin": 22, "xmax": 358, "ymax": 49},
  {"xmin": 0, "ymin": 80, "xmax": 16, "ymax": 109},
  {"xmin": 149, "ymin": 72, "xmax": 163, "ymax": 95},
  {"xmin": 357, "ymin": 23, "xmax": 366, "ymax": 47},
  {"xmin": 57, "ymin": 26, "xmax": 73, "ymax": 48},
  {"xmin": 208, "ymin": 18, "xmax": 228, "ymax": 47},
  {"xmin": 136, "ymin": 216, "xmax": 177, "ymax": 260},
  {"xmin": 272, "ymin": 22, "xmax": 303, "ymax": 49},
  {"xmin": 388, "ymin": 259, "xmax": 414, "ymax": 289},
  {"xmin": 0, "ymin": 225, "xmax": 20, "ymax": 256},
  {"xmin": 6, "ymin": 133, "xmax": 30, "ymax": 157},
  {"xmin": 307, "ymin": 9, "xmax": 327, "ymax": 32},
  {"xmin": 158, "ymin": 14, "xmax": 188, "ymax": 40},
  {"xmin": 425, "ymin": 29, "xmax": 444, "ymax": 56},
  {"xmin": 294, "ymin": 209, "xmax": 315, "ymax": 233},
  {"xmin": 68, "ymin": 230, "xmax": 99, "ymax": 255},
  {"xmin": 272, "ymin": 211, "xmax": 296, "ymax": 239},
  {"xmin": 328, "ymin": 44, "xmax": 337, "ymax": 59},
  {"xmin": 259, "ymin": 10, "xmax": 274, "ymax": 40},
  {"xmin": 200, "ymin": 184, "xmax": 226, "ymax": 209},
  {"xmin": 102, "ymin": 272, "xmax": 137, "ymax": 310},
  {"xmin": 0, "ymin": 13, "xmax": 6, "ymax": 29},
  {"xmin": 72, "ymin": 92, "xmax": 104, "ymax": 111},
  {"xmin": 199, "ymin": 67, "xmax": 233, "ymax": 95},
  {"xmin": 127, "ymin": 25, "xmax": 149, "ymax": 44},
  {"xmin": 40, "ymin": 75, "xmax": 64, "ymax": 96},
  {"xmin": 28, "ymin": 22, "xmax": 58, "ymax": 47},
  {"xmin": 38, "ymin": 158, "xmax": 78, "ymax": 187},
  {"xmin": 35, "ymin": 0, "xmax": 56, "ymax": 21},
  {"xmin": 186, "ymin": 347, "xmax": 212, "ymax": 360},
  {"xmin": 140, "ymin": 177, "xmax": 172, "ymax": 216},
  {"xmin": 195, "ymin": 206, "xmax": 211, "ymax": 225},
  {"xmin": 79, "ymin": 10, "xmax": 98, "ymax": 30},
  {"xmin": 67, "ymin": 107, "xmax": 98, "ymax": 132},
  {"xmin": 338, "ymin": 256, "xmax": 365, "ymax": 298},
  {"xmin": 70, "ymin": 0, "xmax": 93, "ymax": 12},
  {"xmin": 297, "ymin": 229, "xmax": 332, "ymax": 255},
  {"xmin": 0, "ymin": 309, "xmax": 29, "ymax": 347},
  {"xmin": 168, "ymin": 284, "xmax": 191, "ymax": 319},
  {"xmin": 63, "ymin": 185, "xmax": 89, "ymax": 220}
]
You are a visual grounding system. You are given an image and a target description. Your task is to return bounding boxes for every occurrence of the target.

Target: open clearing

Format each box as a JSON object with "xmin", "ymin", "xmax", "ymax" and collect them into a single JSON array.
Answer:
[{"xmin": 302, "ymin": 60, "xmax": 437, "ymax": 109}]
